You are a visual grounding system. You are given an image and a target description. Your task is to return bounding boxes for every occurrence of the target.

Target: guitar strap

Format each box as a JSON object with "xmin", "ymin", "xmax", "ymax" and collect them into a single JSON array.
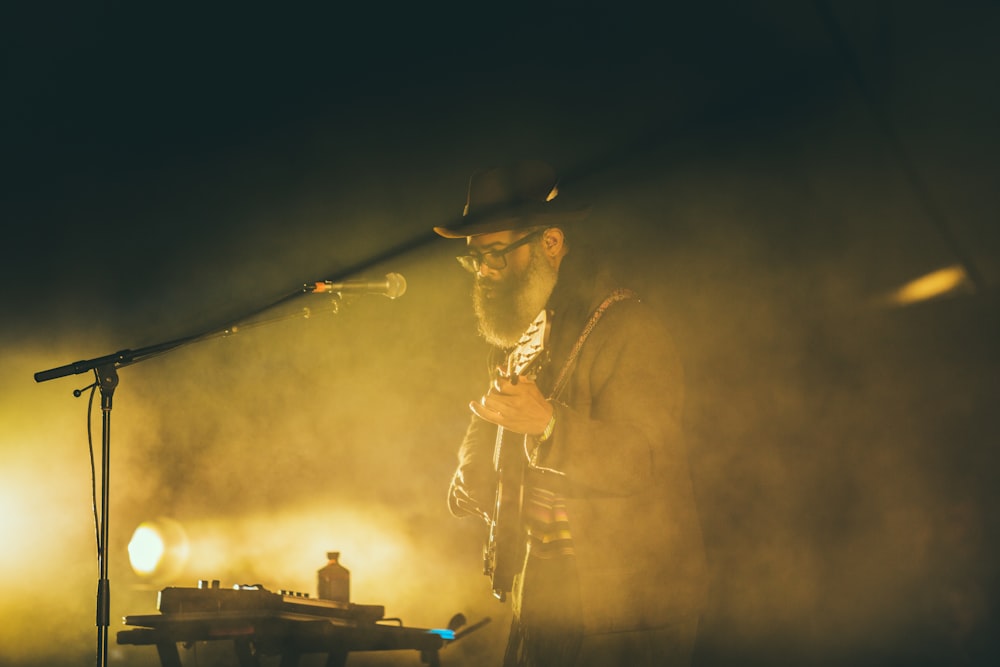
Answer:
[{"xmin": 548, "ymin": 288, "xmax": 638, "ymax": 401}]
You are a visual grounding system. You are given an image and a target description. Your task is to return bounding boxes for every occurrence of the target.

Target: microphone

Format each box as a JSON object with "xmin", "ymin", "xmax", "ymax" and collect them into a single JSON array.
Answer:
[{"xmin": 308, "ymin": 272, "xmax": 407, "ymax": 299}]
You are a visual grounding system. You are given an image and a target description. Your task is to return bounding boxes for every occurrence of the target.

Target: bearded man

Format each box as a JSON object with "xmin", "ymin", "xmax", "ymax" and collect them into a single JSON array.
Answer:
[{"xmin": 435, "ymin": 160, "xmax": 707, "ymax": 667}]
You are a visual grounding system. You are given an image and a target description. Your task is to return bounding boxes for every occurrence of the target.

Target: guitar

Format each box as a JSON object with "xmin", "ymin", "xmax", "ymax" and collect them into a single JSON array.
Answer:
[{"xmin": 483, "ymin": 309, "xmax": 548, "ymax": 602}]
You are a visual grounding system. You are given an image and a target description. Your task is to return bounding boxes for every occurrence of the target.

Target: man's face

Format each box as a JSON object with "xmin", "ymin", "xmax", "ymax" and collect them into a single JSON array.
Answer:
[{"xmin": 469, "ymin": 229, "xmax": 558, "ymax": 348}]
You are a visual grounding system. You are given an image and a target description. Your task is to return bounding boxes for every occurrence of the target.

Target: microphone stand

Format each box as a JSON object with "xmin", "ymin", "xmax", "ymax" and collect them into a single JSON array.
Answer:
[{"xmin": 32, "ymin": 282, "xmax": 348, "ymax": 667}]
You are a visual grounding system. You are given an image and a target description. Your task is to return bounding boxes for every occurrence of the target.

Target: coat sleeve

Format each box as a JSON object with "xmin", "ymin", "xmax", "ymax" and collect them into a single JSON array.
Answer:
[
  {"xmin": 447, "ymin": 411, "xmax": 498, "ymax": 518},
  {"xmin": 531, "ymin": 300, "xmax": 686, "ymax": 496}
]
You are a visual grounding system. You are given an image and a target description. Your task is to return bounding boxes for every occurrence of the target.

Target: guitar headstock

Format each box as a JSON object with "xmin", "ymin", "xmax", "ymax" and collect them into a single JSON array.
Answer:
[{"xmin": 506, "ymin": 309, "xmax": 548, "ymax": 378}]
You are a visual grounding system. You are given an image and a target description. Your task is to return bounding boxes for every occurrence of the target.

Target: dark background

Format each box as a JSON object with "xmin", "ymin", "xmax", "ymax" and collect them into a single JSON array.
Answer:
[{"xmin": 2, "ymin": 2, "xmax": 998, "ymax": 666}]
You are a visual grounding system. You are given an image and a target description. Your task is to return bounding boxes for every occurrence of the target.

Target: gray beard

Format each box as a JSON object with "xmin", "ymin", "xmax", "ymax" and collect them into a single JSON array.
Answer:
[{"xmin": 472, "ymin": 243, "xmax": 558, "ymax": 348}]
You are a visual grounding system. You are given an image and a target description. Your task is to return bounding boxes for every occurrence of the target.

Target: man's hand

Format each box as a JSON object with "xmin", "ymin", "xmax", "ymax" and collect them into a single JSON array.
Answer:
[
  {"xmin": 470, "ymin": 372, "xmax": 553, "ymax": 436},
  {"xmin": 449, "ymin": 482, "xmax": 491, "ymax": 524},
  {"xmin": 448, "ymin": 466, "xmax": 492, "ymax": 523}
]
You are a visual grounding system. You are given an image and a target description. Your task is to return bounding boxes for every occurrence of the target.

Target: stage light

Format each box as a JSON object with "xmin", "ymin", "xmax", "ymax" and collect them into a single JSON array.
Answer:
[
  {"xmin": 127, "ymin": 518, "xmax": 189, "ymax": 582},
  {"xmin": 888, "ymin": 264, "xmax": 970, "ymax": 306}
]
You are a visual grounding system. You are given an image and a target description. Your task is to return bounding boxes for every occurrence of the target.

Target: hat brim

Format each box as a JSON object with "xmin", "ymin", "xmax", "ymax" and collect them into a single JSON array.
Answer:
[{"xmin": 433, "ymin": 202, "xmax": 592, "ymax": 239}]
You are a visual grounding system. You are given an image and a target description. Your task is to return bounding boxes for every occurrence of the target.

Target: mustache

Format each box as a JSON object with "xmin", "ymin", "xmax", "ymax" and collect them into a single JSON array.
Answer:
[{"xmin": 474, "ymin": 273, "xmax": 516, "ymax": 295}]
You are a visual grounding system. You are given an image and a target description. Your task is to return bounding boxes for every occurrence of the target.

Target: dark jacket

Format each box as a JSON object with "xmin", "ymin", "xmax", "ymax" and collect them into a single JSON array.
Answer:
[{"xmin": 450, "ymin": 247, "xmax": 708, "ymax": 633}]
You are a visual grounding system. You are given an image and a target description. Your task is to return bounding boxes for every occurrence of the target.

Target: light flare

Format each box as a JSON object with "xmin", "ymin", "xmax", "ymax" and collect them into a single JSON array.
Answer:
[
  {"xmin": 888, "ymin": 264, "xmax": 970, "ymax": 306},
  {"xmin": 127, "ymin": 518, "xmax": 190, "ymax": 581}
]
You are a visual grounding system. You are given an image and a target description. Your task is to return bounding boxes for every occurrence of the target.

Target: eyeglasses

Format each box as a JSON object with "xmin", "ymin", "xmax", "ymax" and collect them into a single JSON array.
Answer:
[{"xmin": 455, "ymin": 229, "xmax": 543, "ymax": 273}]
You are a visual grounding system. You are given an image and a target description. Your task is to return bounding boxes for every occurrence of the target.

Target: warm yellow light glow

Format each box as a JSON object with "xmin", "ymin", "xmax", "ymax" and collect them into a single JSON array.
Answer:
[
  {"xmin": 128, "ymin": 518, "xmax": 189, "ymax": 580},
  {"xmin": 175, "ymin": 506, "xmax": 411, "ymax": 597},
  {"xmin": 128, "ymin": 525, "xmax": 166, "ymax": 575},
  {"xmin": 888, "ymin": 265, "xmax": 969, "ymax": 306}
]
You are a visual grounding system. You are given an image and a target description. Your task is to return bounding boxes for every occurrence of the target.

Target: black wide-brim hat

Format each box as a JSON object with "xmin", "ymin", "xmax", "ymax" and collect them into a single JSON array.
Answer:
[{"xmin": 433, "ymin": 160, "xmax": 591, "ymax": 238}]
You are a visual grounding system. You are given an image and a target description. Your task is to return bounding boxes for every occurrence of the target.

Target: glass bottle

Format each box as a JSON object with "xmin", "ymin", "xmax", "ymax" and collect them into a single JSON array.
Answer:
[{"xmin": 317, "ymin": 551, "xmax": 350, "ymax": 602}]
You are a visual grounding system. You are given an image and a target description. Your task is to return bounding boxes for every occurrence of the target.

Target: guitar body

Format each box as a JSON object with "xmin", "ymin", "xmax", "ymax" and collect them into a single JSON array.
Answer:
[
  {"xmin": 482, "ymin": 310, "xmax": 548, "ymax": 602},
  {"xmin": 484, "ymin": 426, "xmax": 527, "ymax": 601}
]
